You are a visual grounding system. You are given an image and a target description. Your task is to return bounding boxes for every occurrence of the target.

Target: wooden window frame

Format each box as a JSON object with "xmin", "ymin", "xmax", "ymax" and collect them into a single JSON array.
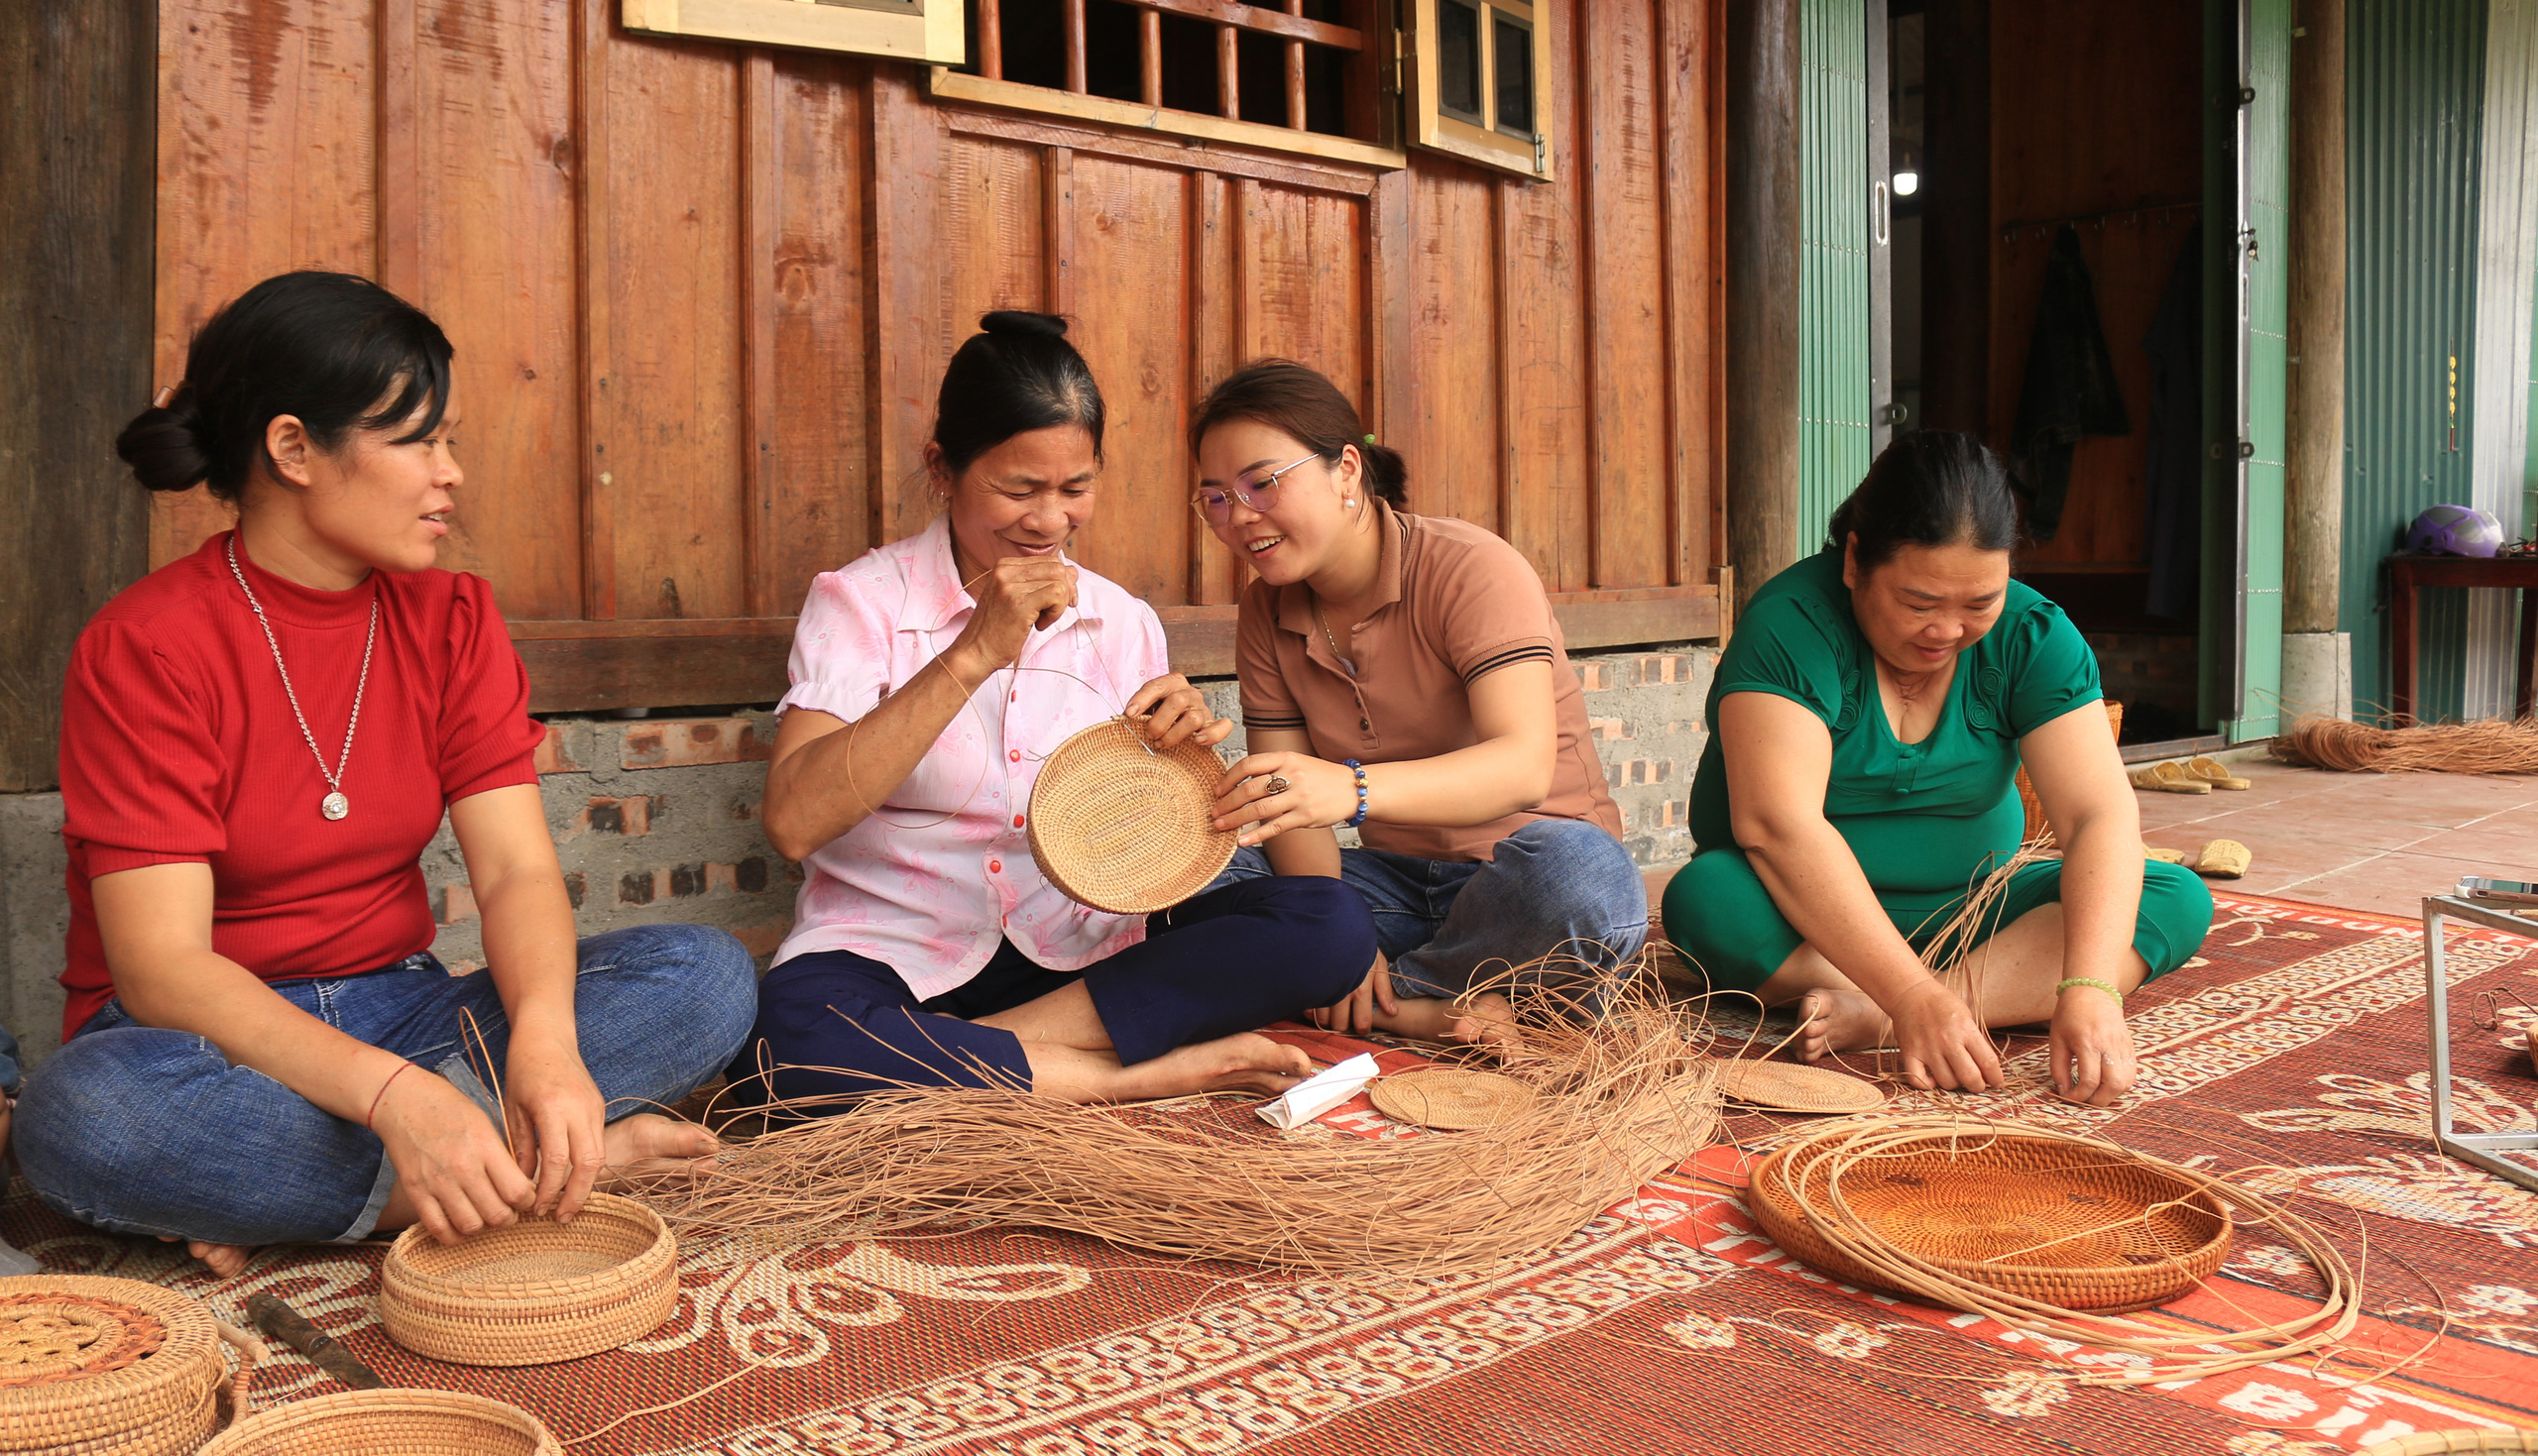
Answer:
[
  {"xmin": 1404, "ymin": 0, "xmax": 1551, "ymax": 180},
  {"xmin": 623, "ymin": 0, "xmax": 966, "ymax": 63}
]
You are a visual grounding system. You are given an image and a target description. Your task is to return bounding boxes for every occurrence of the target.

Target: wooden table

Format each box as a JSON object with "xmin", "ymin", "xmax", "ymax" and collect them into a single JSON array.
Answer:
[{"xmin": 2386, "ymin": 551, "xmax": 2538, "ymax": 724}]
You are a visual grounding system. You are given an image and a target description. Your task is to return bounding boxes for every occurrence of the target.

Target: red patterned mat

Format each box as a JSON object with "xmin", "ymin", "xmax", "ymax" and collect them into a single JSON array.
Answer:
[{"xmin": 5, "ymin": 891, "xmax": 2535, "ymax": 1454}]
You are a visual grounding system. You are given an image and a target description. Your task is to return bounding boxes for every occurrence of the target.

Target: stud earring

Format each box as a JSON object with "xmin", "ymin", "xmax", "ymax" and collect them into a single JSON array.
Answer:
[{"xmin": 1343, "ymin": 496, "xmax": 1356, "ymax": 507}]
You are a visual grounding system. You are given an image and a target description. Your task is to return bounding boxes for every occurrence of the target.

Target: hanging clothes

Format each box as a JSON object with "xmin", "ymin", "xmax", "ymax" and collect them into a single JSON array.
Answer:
[
  {"xmin": 2140, "ymin": 224, "xmax": 2203, "ymax": 620},
  {"xmin": 2009, "ymin": 225, "xmax": 2132, "ymax": 541}
]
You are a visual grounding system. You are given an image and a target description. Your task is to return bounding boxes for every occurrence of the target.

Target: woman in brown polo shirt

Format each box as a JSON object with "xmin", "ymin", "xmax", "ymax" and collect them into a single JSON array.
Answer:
[{"xmin": 1197, "ymin": 360, "xmax": 1648, "ymax": 1046}]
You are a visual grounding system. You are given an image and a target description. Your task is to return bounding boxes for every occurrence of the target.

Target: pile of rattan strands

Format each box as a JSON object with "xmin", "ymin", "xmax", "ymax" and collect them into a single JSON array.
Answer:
[
  {"xmin": 630, "ymin": 966, "xmax": 1721, "ymax": 1279},
  {"xmin": 1758, "ymin": 1114, "xmax": 2360, "ymax": 1386},
  {"xmin": 2274, "ymin": 714, "xmax": 2538, "ymax": 773}
]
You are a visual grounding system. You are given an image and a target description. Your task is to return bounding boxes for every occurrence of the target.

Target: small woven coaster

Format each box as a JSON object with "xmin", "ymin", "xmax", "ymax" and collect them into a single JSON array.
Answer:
[
  {"xmin": 1715, "ymin": 1060, "xmax": 1888, "ymax": 1114},
  {"xmin": 1029, "ymin": 719, "xmax": 1237, "ymax": 914},
  {"xmin": 1368, "ymin": 1068, "xmax": 1536, "ymax": 1130}
]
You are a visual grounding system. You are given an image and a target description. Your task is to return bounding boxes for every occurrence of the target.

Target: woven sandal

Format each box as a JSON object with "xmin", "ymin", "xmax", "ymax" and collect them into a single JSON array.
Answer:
[
  {"xmin": 2145, "ymin": 846, "xmax": 2189, "ymax": 864},
  {"xmin": 2194, "ymin": 839, "xmax": 2251, "ymax": 878},
  {"xmin": 2182, "ymin": 755, "xmax": 2252, "ymax": 790},
  {"xmin": 2130, "ymin": 762, "xmax": 2212, "ymax": 794}
]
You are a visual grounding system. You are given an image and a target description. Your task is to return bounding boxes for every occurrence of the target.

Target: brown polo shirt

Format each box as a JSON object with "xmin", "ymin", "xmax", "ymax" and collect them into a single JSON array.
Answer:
[{"xmin": 1235, "ymin": 502, "xmax": 1623, "ymax": 862}]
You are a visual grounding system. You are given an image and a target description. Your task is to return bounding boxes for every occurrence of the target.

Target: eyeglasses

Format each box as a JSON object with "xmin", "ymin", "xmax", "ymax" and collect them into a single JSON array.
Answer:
[{"xmin": 1191, "ymin": 453, "xmax": 1323, "ymax": 525}]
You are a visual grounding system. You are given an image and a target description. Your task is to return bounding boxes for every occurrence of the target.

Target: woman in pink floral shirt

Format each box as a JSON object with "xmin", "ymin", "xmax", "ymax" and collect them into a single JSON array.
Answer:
[{"xmin": 734, "ymin": 313, "xmax": 1374, "ymax": 1109}]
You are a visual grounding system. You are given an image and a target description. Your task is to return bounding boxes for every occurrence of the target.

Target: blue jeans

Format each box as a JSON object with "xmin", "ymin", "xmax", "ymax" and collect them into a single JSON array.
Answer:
[
  {"xmin": 13, "ymin": 925, "xmax": 756, "ymax": 1248},
  {"xmin": 0, "ymin": 1018, "xmax": 20, "ymax": 1098},
  {"xmin": 1213, "ymin": 819, "xmax": 1649, "ymax": 1018}
]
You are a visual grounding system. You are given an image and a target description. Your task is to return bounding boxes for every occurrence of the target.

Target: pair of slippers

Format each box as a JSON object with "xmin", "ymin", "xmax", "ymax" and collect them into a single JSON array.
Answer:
[
  {"xmin": 2131, "ymin": 757, "xmax": 2252, "ymax": 794},
  {"xmin": 2147, "ymin": 839, "xmax": 2252, "ymax": 879}
]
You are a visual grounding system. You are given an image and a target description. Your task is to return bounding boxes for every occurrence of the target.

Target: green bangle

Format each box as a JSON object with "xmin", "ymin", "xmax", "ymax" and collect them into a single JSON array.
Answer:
[{"xmin": 2055, "ymin": 976, "xmax": 2124, "ymax": 1003}]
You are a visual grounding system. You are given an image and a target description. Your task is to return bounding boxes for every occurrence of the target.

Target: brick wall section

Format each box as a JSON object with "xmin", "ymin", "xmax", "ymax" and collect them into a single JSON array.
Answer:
[{"xmin": 0, "ymin": 642, "xmax": 1718, "ymax": 1066}]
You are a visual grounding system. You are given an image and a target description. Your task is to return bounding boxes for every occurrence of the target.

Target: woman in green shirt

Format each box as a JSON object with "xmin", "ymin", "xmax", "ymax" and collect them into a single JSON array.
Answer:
[{"xmin": 1661, "ymin": 433, "xmax": 2211, "ymax": 1107}]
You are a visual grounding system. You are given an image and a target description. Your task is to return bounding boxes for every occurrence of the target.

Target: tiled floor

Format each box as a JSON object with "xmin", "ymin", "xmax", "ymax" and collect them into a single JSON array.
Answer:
[
  {"xmin": 2135, "ymin": 757, "xmax": 2538, "ymax": 916},
  {"xmin": 1638, "ymin": 758, "xmax": 2538, "ymax": 921}
]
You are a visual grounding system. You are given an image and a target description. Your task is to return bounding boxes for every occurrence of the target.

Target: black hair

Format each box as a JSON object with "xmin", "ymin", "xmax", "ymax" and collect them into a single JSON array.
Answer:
[
  {"xmin": 930, "ymin": 311, "xmax": 1105, "ymax": 479},
  {"xmin": 115, "ymin": 271, "xmax": 454, "ymax": 500},
  {"xmin": 1190, "ymin": 359, "xmax": 1407, "ymax": 507},
  {"xmin": 1825, "ymin": 430, "xmax": 2020, "ymax": 571}
]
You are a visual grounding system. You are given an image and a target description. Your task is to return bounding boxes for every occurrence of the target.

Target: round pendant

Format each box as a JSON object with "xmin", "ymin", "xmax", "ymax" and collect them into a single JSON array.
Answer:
[{"xmin": 321, "ymin": 791, "xmax": 350, "ymax": 821}]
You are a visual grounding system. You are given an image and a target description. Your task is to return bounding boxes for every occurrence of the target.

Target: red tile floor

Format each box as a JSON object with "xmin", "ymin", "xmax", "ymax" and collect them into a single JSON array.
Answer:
[{"xmin": 2134, "ymin": 756, "xmax": 2538, "ymax": 916}]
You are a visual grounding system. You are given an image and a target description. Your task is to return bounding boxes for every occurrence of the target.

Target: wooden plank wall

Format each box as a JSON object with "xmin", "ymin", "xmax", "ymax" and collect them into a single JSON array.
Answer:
[
  {"xmin": 148, "ymin": 0, "xmax": 1729, "ymax": 710},
  {"xmin": 1987, "ymin": 0, "xmax": 2203, "ymax": 570}
]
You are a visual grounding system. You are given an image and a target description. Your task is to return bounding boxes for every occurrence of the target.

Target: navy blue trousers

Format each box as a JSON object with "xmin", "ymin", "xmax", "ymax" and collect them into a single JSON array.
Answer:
[{"xmin": 729, "ymin": 875, "xmax": 1372, "ymax": 1109}]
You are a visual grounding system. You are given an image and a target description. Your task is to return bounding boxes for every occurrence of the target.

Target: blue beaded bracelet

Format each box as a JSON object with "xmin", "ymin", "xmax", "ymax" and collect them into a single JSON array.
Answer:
[{"xmin": 1341, "ymin": 758, "xmax": 1370, "ymax": 828}]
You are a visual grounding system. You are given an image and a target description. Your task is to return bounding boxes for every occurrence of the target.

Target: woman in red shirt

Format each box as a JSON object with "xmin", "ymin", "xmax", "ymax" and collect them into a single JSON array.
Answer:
[{"xmin": 12, "ymin": 272, "xmax": 755, "ymax": 1277}]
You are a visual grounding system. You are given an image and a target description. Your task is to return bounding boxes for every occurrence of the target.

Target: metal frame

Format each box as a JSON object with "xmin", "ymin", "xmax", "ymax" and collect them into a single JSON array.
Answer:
[{"xmin": 2421, "ymin": 894, "xmax": 2538, "ymax": 1192}]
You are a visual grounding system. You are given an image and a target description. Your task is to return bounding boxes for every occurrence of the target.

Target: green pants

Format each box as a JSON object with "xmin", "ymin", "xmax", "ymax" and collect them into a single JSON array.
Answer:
[{"xmin": 1660, "ymin": 847, "xmax": 2215, "ymax": 995}]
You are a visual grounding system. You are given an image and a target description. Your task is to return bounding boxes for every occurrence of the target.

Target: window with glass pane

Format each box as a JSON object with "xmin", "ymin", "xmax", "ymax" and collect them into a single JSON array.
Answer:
[
  {"xmin": 1438, "ymin": 0, "xmax": 1484, "ymax": 125},
  {"xmin": 1491, "ymin": 12, "xmax": 1533, "ymax": 138}
]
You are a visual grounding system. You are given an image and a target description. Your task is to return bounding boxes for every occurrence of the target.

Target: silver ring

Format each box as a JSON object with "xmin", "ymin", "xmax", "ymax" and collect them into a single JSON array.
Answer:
[{"xmin": 1264, "ymin": 775, "xmax": 1292, "ymax": 797}]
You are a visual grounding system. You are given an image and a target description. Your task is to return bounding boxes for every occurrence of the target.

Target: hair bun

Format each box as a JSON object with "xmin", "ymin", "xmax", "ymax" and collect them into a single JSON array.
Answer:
[
  {"xmin": 980, "ymin": 310, "xmax": 1069, "ymax": 339},
  {"xmin": 115, "ymin": 385, "xmax": 213, "ymax": 495}
]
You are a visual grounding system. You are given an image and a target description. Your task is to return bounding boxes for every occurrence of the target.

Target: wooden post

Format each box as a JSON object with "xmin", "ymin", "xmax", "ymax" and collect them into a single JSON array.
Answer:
[
  {"xmin": 1064, "ymin": 0, "xmax": 1089, "ymax": 92},
  {"xmin": 1219, "ymin": 26, "xmax": 1241, "ymax": 118},
  {"xmin": 1141, "ymin": 12, "xmax": 1162, "ymax": 105},
  {"xmin": 1286, "ymin": 0, "xmax": 1308, "ymax": 128},
  {"xmin": 2285, "ymin": 0, "xmax": 2345, "ymax": 635},
  {"xmin": 980, "ymin": 0, "xmax": 1004, "ymax": 79},
  {"xmin": 0, "ymin": 0, "xmax": 156, "ymax": 792},
  {"xmin": 1725, "ymin": 0, "xmax": 1802, "ymax": 613},
  {"xmin": 1918, "ymin": 0, "xmax": 1990, "ymax": 436}
]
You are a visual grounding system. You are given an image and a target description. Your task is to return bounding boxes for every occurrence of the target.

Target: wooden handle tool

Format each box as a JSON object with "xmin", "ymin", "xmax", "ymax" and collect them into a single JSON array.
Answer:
[{"xmin": 245, "ymin": 1291, "xmax": 385, "ymax": 1391}]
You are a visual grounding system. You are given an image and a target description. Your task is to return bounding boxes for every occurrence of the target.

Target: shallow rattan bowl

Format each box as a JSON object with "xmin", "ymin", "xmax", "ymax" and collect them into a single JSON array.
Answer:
[
  {"xmin": 1750, "ymin": 1129, "xmax": 2230, "ymax": 1312},
  {"xmin": 2357, "ymin": 1433, "xmax": 2538, "ymax": 1455},
  {"xmin": 1370, "ymin": 1068, "xmax": 1537, "ymax": 1130},
  {"xmin": 1029, "ymin": 718, "xmax": 1237, "ymax": 914},
  {"xmin": 199, "ymin": 1388, "xmax": 562, "ymax": 1455},
  {"xmin": 380, "ymin": 1192, "xmax": 676, "ymax": 1366},
  {"xmin": 1715, "ymin": 1060, "xmax": 1888, "ymax": 1114},
  {"xmin": 0, "ymin": 1274, "xmax": 233, "ymax": 1455}
]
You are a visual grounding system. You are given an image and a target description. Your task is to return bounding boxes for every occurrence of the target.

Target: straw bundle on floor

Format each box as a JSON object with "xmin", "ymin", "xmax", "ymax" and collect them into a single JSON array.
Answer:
[
  {"xmin": 635, "ymin": 969, "xmax": 1720, "ymax": 1279},
  {"xmin": 1748, "ymin": 1115, "xmax": 2359, "ymax": 1386},
  {"xmin": 2273, "ymin": 714, "xmax": 2538, "ymax": 773}
]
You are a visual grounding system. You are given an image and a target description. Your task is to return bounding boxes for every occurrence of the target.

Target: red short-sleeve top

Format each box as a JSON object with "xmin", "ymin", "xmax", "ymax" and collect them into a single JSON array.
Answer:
[{"xmin": 55, "ymin": 530, "xmax": 544, "ymax": 1038}]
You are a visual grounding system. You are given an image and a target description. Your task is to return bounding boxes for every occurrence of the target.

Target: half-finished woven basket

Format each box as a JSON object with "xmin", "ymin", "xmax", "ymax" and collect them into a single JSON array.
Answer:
[
  {"xmin": 380, "ymin": 1192, "xmax": 676, "ymax": 1366},
  {"xmin": 1369, "ymin": 1068, "xmax": 1537, "ymax": 1130},
  {"xmin": 1750, "ymin": 1127, "xmax": 2230, "ymax": 1312},
  {"xmin": 1029, "ymin": 718, "xmax": 1237, "ymax": 914},
  {"xmin": 198, "ymin": 1388, "xmax": 562, "ymax": 1455},
  {"xmin": 2018, "ymin": 701, "xmax": 2123, "ymax": 845},
  {"xmin": 0, "ymin": 1275, "xmax": 233, "ymax": 1456},
  {"xmin": 1715, "ymin": 1060, "xmax": 1888, "ymax": 1114}
]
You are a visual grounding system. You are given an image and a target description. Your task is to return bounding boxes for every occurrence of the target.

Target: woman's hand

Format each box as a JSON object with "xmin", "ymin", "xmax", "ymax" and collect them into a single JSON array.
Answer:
[
  {"xmin": 2046, "ymin": 984, "xmax": 2137, "ymax": 1107},
  {"xmin": 1311, "ymin": 952, "xmax": 1398, "ymax": 1034},
  {"xmin": 1124, "ymin": 675, "xmax": 1233, "ymax": 751},
  {"xmin": 947, "ymin": 557, "xmax": 1077, "ymax": 678},
  {"xmin": 501, "ymin": 1023, "xmax": 611, "ymax": 1222},
  {"xmin": 371, "ymin": 1066, "xmax": 539, "ymax": 1245},
  {"xmin": 1888, "ymin": 978, "xmax": 2005, "ymax": 1093},
  {"xmin": 1212, "ymin": 752, "xmax": 1357, "ymax": 846}
]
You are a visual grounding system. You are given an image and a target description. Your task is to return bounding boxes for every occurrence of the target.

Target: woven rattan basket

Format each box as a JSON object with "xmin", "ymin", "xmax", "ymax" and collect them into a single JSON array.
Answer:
[
  {"xmin": 1369, "ymin": 1068, "xmax": 1537, "ymax": 1130},
  {"xmin": 1750, "ymin": 1126, "xmax": 2229, "ymax": 1312},
  {"xmin": 198, "ymin": 1388, "xmax": 563, "ymax": 1455},
  {"xmin": 380, "ymin": 1192, "xmax": 676, "ymax": 1366},
  {"xmin": 0, "ymin": 1274, "xmax": 235, "ymax": 1455},
  {"xmin": 1028, "ymin": 718, "xmax": 1237, "ymax": 914},
  {"xmin": 2357, "ymin": 1432, "xmax": 2538, "ymax": 1455},
  {"xmin": 2018, "ymin": 701, "xmax": 2123, "ymax": 845}
]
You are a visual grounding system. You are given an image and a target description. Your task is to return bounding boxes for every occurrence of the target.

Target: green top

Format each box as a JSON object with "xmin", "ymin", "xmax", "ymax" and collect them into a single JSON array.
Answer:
[{"xmin": 1689, "ymin": 547, "xmax": 2102, "ymax": 893}]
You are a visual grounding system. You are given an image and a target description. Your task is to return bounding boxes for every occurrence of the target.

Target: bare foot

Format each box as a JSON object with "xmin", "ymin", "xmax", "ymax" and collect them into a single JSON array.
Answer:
[
  {"xmin": 1377, "ymin": 993, "xmax": 1529, "ymax": 1062},
  {"xmin": 1792, "ymin": 987, "xmax": 1889, "ymax": 1062},
  {"xmin": 1124, "ymin": 1033, "xmax": 1314, "ymax": 1099},
  {"xmin": 158, "ymin": 1235, "xmax": 255, "ymax": 1279},
  {"xmin": 596, "ymin": 1113, "xmax": 721, "ymax": 1186}
]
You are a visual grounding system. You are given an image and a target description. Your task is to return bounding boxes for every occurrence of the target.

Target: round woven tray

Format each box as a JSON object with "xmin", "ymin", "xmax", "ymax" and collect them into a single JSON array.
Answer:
[
  {"xmin": 2358, "ymin": 1433, "xmax": 2538, "ymax": 1455},
  {"xmin": 199, "ymin": 1388, "xmax": 562, "ymax": 1455},
  {"xmin": 380, "ymin": 1192, "xmax": 676, "ymax": 1367},
  {"xmin": 1749, "ymin": 1128, "xmax": 2231, "ymax": 1312},
  {"xmin": 1028, "ymin": 718, "xmax": 1236, "ymax": 914},
  {"xmin": 1715, "ymin": 1060, "xmax": 1888, "ymax": 1114},
  {"xmin": 1369, "ymin": 1068, "xmax": 1536, "ymax": 1130},
  {"xmin": 0, "ymin": 1275, "xmax": 231, "ymax": 1455}
]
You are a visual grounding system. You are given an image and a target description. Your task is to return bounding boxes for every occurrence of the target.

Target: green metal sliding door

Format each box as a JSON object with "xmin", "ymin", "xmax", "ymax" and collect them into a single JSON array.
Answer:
[{"xmin": 1798, "ymin": 0, "xmax": 1878, "ymax": 549}]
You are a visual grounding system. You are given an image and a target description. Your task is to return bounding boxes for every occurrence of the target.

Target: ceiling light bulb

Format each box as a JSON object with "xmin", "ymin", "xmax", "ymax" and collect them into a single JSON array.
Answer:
[{"xmin": 1892, "ymin": 169, "xmax": 1920, "ymax": 197}]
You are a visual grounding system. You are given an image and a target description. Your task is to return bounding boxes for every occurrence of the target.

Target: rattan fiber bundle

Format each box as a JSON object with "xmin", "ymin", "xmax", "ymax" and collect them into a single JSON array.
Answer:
[
  {"xmin": 2274, "ymin": 713, "xmax": 2538, "ymax": 773},
  {"xmin": 0, "ymin": 1275, "xmax": 234, "ymax": 1455},
  {"xmin": 380, "ymin": 1192, "xmax": 676, "ymax": 1367},
  {"xmin": 198, "ymin": 1388, "xmax": 563, "ymax": 1455},
  {"xmin": 1753, "ymin": 1121, "xmax": 2228, "ymax": 1312},
  {"xmin": 1028, "ymin": 719, "xmax": 1237, "ymax": 914}
]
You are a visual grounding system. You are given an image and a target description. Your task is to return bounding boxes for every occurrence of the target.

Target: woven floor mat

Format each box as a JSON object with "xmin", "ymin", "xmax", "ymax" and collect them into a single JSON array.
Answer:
[{"xmin": 5, "ymin": 891, "xmax": 2535, "ymax": 1454}]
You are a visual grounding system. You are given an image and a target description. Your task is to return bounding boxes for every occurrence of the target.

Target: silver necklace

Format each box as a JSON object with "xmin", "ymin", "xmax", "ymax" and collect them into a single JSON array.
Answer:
[{"xmin": 226, "ymin": 533, "xmax": 377, "ymax": 821}]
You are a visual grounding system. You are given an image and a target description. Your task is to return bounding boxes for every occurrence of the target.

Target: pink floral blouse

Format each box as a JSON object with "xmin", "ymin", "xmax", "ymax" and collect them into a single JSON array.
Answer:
[{"xmin": 772, "ymin": 515, "xmax": 1172, "ymax": 1000}]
